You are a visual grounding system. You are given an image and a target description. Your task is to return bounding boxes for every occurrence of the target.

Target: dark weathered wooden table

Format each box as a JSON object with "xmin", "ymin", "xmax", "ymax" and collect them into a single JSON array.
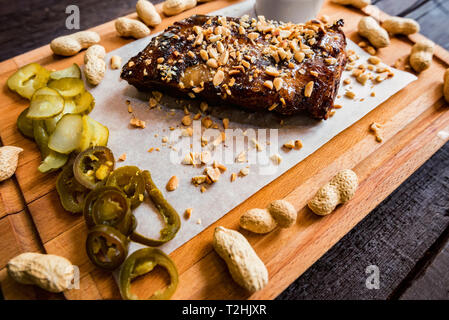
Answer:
[{"xmin": 1, "ymin": 0, "xmax": 448, "ymax": 300}]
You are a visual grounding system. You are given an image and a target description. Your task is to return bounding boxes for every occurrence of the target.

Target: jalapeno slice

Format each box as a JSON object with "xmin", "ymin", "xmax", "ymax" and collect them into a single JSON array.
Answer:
[
  {"xmin": 119, "ymin": 248, "xmax": 178, "ymax": 300},
  {"xmin": 83, "ymin": 186, "xmax": 133, "ymax": 236},
  {"xmin": 106, "ymin": 166, "xmax": 145, "ymax": 209},
  {"xmin": 17, "ymin": 108, "xmax": 34, "ymax": 139},
  {"xmin": 74, "ymin": 146, "xmax": 115, "ymax": 189},
  {"xmin": 56, "ymin": 163, "xmax": 90, "ymax": 213},
  {"xmin": 86, "ymin": 225, "xmax": 129, "ymax": 271},
  {"xmin": 129, "ymin": 170, "xmax": 181, "ymax": 247}
]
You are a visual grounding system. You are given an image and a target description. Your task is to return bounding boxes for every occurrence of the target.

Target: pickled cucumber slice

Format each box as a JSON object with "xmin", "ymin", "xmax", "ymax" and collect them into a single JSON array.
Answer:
[
  {"xmin": 43, "ymin": 92, "xmax": 95, "ymax": 134},
  {"xmin": 17, "ymin": 108, "xmax": 34, "ymax": 139},
  {"xmin": 63, "ymin": 99, "xmax": 77, "ymax": 114},
  {"xmin": 33, "ymin": 120, "xmax": 51, "ymax": 159},
  {"xmin": 50, "ymin": 64, "xmax": 81, "ymax": 80},
  {"xmin": 27, "ymin": 87, "xmax": 64, "ymax": 119},
  {"xmin": 89, "ymin": 117, "xmax": 109, "ymax": 147},
  {"xmin": 78, "ymin": 115, "xmax": 109, "ymax": 152},
  {"xmin": 73, "ymin": 91, "xmax": 95, "ymax": 114},
  {"xmin": 44, "ymin": 112, "xmax": 63, "ymax": 134},
  {"xmin": 48, "ymin": 78, "xmax": 85, "ymax": 98},
  {"xmin": 38, "ymin": 151, "xmax": 68, "ymax": 173},
  {"xmin": 7, "ymin": 63, "xmax": 51, "ymax": 100},
  {"xmin": 48, "ymin": 114, "xmax": 83, "ymax": 154},
  {"xmin": 31, "ymin": 86, "xmax": 61, "ymax": 97}
]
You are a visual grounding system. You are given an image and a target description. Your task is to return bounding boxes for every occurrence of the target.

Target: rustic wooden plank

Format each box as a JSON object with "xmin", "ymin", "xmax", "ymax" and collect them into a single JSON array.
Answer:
[
  {"xmin": 27, "ymin": 191, "xmax": 82, "ymax": 244},
  {"xmin": 279, "ymin": 106, "xmax": 449, "ymax": 300},
  {"xmin": 399, "ymin": 235, "xmax": 449, "ymax": 300},
  {"xmin": 41, "ymin": 84, "xmax": 448, "ymax": 299},
  {"xmin": 373, "ymin": 0, "xmax": 429, "ymax": 17},
  {"xmin": 64, "ymin": 273, "xmax": 102, "ymax": 300},
  {"xmin": 0, "ymin": 0, "xmax": 136, "ymax": 62},
  {"xmin": 0, "ymin": 216, "xmax": 25, "ymax": 269},
  {"xmin": 1, "ymin": 0, "xmax": 449, "ymax": 300},
  {"xmin": 124, "ymin": 96, "xmax": 449, "ymax": 300},
  {"xmin": 0, "ymin": 179, "xmax": 24, "ymax": 218},
  {"xmin": 0, "ymin": 209, "xmax": 43, "ymax": 269},
  {"xmin": 278, "ymin": 0, "xmax": 449, "ymax": 300},
  {"xmin": 405, "ymin": 0, "xmax": 449, "ymax": 51},
  {"xmin": 374, "ymin": 0, "xmax": 449, "ymax": 54}
]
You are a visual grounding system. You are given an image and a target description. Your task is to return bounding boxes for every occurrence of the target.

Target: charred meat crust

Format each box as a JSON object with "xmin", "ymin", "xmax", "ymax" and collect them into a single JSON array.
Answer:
[{"xmin": 121, "ymin": 15, "xmax": 347, "ymax": 120}]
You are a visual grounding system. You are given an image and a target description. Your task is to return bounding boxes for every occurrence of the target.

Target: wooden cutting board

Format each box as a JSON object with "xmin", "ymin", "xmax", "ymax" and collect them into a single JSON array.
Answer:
[{"xmin": 1, "ymin": 0, "xmax": 449, "ymax": 300}]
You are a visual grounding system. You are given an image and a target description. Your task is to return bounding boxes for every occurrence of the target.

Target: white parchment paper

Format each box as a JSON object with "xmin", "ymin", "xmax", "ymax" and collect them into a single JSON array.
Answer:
[{"xmin": 87, "ymin": 0, "xmax": 417, "ymax": 262}]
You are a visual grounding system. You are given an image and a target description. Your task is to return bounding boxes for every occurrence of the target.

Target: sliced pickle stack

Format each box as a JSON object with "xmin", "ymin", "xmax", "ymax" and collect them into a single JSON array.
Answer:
[{"xmin": 10, "ymin": 63, "xmax": 109, "ymax": 173}]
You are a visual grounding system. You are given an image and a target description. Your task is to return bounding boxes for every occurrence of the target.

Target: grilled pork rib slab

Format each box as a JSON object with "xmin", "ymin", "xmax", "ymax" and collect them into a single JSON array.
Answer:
[{"xmin": 121, "ymin": 15, "xmax": 347, "ymax": 120}]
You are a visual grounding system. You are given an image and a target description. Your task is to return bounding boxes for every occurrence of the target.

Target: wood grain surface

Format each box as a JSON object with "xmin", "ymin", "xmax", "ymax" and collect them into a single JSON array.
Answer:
[{"xmin": 0, "ymin": 0, "xmax": 449, "ymax": 300}]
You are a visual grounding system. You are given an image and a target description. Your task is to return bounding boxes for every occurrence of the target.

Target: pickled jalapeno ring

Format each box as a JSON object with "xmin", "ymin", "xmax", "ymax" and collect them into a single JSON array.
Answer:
[
  {"xmin": 119, "ymin": 247, "xmax": 178, "ymax": 300},
  {"xmin": 86, "ymin": 225, "xmax": 129, "ymax": 270},
  {"xmin": 129, "ymin": 170, "xmax": 181, "ymax": 247},
  {"xmin": 56, "ymin": 163, "xmax": 90, "ymax": 214},
  {"xmin": 106, "ymin": 166, "xmax": 145, "ymax": 209},
  {"xmin": 74, "ymin": 146, "xmax": 115, "ymax": 189},
  {"xmin": 83, "ymin": 186, "xmax": 133, "ymax": 235}
]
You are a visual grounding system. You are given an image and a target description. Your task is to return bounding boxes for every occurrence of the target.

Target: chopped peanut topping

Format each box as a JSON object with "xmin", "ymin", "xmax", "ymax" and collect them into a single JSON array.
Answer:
[
  {"xmin": 368, "ymin": 56, "xmax": 381, "ymax": 65},
  {"xmin": 370, "ymin": 122, "xmax": 383, "ymax": 142},
  {"xmin": 239, "ymin": 167, "xmax": 250, "ymax": 176},
  {"xmin": 304, "ymin": 81, "xmax": 314, "ymax": 97},
  {"xmin": 207, "ymin": 58, "xmax": 218, "ymax": 69},
  {"xmin": 270, "ymin": 153, "xmax": 282, "ymax": 165},
  {"xmin": 273, "ymin": 77, "xmax": 283, "ymax": 91},
  {"xmin": 130, "ymin": 117, "xmax": 146, "ymax": 128},
  {"xmin": 200, "ymin": 151, "xmax": 212, "ymax": 164},
  {"xmin": 345, "ymin": 90, "xmax": 356, "ymax": 99},
  {"xmin": 182, "ymin": 127, "xmax": 193, "ymax": 137},
  {"xmin": 200, "ymin": 49, "xmax": 209, "ymax": 61},
  {"xmin": 251, "ymin": 138, "xmax": 264, "ymax": 151},
  {"xmin": 283, "ymin": 140, "xmax": 295, "ymax": 149},
  {"xmin": 294, "ymin": 51, "xmax": 305, "ymax": 63},
  {"xmin": 200, "ymin": 101, "xmax": 208, "ymax": 112},
  {"xmin": 222, "ymin": 118, "xmax": 229, "ymax": 129},
  {"xmin": 192, "ymin": 175, "xmax": 207, "ymax": 185},
  {"xmin": 235, "ymin": 151, "xmax": 246, "ymax": 163},
  {"xmin": 205, "ymin": 167, "xmax": 221, "ymax": 182},
  {"xmin": 166, "ymin": 176, "xmax": 179, "ymax": 191},
  {"xmin": 263, "ymin": 80, "xmax": 273, "ymax": 89},
  {"xmin": 152, "ymin": 91, "xmax": 163, "ymax": 102},
  {"xmin": 149, "ymin": 98, "xmax": 158, "ymax": 108},
  {"xmin": 181, "ymin": 115, "xmax": 192, "ymax": 126},
  {"xmin": 265, "ymin": 66, "xmax": 280, "ymax": 76},
  {"xmin": 184, "ymin": 208, "xmax": 192, "ymax": 219},
  {"xmin": 356, "ymin": 73, "xmax": 369, "ymax": 85},
  {"xmin": 213, "ymin": 161, "xmax": 227, "ymax": 172},
  {"xmin": 202, "ymin": 116, "xmax": 213, "ymax": 128},
  {"xmin": 118, "ymin": 153, "xmax": 126, "ymax": 161},
  {"xmin": 213, "ymin": 70, "xmax": 225, "ymax": 86}
]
